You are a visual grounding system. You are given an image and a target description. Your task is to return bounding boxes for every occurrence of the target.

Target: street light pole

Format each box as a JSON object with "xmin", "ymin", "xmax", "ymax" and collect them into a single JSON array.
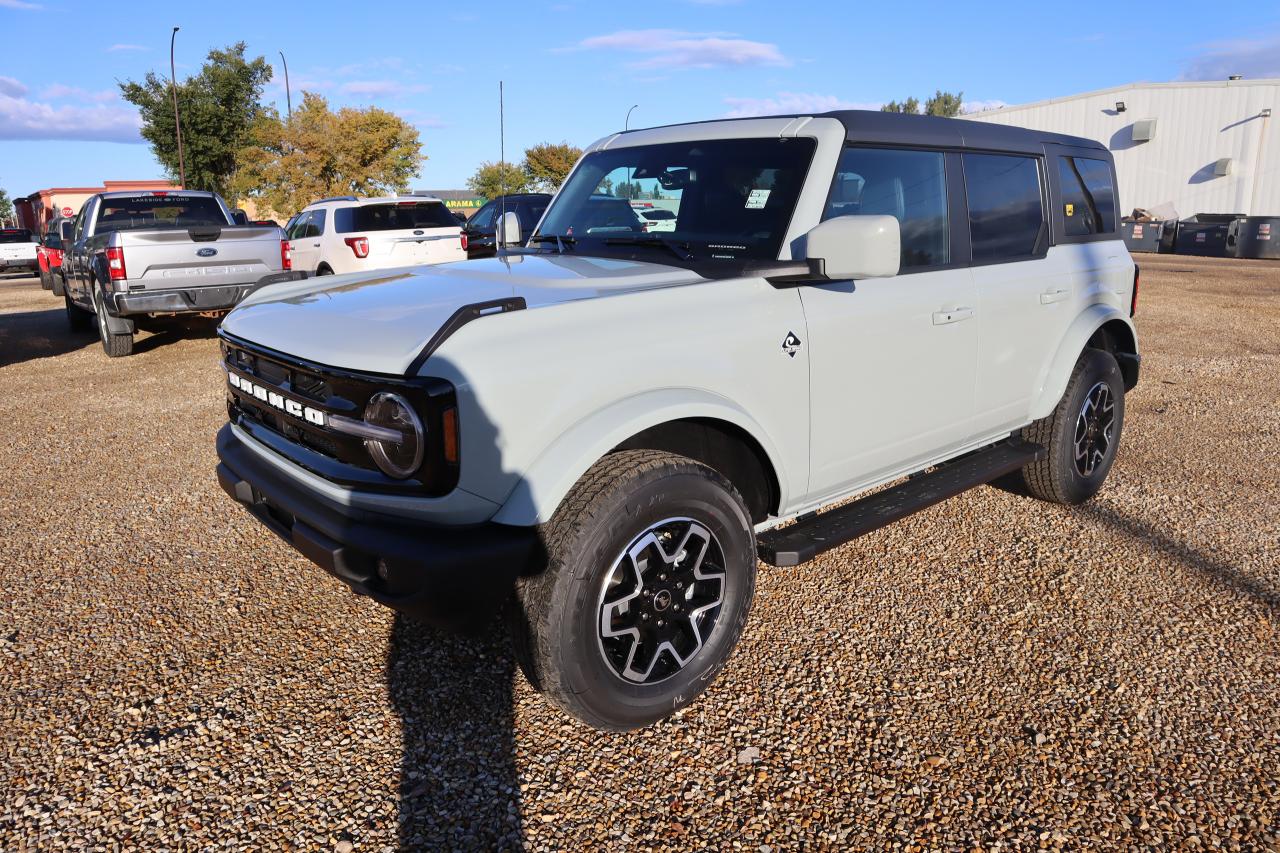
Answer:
[
  {"xmin": 278, "ymin": 50, "xmax": 292, "ymax": 120},
  {"xmin": 625, "ymin": 104, "xmax": 639, "ymax": 131},
  {"xmin": 170, "ymin": 27, "xmax": 186, "ymax": 188}
]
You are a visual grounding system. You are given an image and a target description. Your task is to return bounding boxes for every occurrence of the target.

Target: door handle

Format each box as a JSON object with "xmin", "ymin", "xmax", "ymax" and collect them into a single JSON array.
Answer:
[
  {"xmin": 312, "ymin": 242, "xmax": 320, "ymax": 247},
  {"xmin": 932, "ymin": 307, "xmax": 975, "ymax": 325},
  {"xmin": 1040, "ymin": 288, "xmax": 1070, "ymax": 304}
]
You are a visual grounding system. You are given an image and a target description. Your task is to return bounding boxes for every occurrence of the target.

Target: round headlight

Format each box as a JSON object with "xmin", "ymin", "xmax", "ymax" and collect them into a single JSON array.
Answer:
[{"xmin": 363, "ymin": 392, "xmax": 424, "ymax": 479}]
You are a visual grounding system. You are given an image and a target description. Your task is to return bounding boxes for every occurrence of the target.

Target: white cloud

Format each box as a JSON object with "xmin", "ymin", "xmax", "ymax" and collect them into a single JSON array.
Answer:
[
  {"xmin": 338, "ymin": 80, "xmax": 430, "ymax": 98},
  {"xmin": 1181, "ymin": 34, "xmax": 1280, "ymax": 80},
  {"xmin": 40, "ymin": 84, "xmax": 119, "ymax": 104},
  {"xmin": 0, "ymin": 89, "xmax": 141, "ymax": 143},
  {"xmin": 574, "ymin": 29, "xmax": 788, "ymax": 70},
  {"xmin": 0, "ymin": 0, "xmax": 42, "ymax": 9},
  {"xmin": 0, "ymin": 76, "xmax": 28, "ymax": 97},
  {"xmin": 723, "ymin": 92, "xmax": 880, "ymax": 118},
  {"xmin": 962, "ymin": 99, "xmax": 1009, "ymax": 114},
  {"xmin": 107, "ymin": 43, "xmax": 147, "ymax": 52}
]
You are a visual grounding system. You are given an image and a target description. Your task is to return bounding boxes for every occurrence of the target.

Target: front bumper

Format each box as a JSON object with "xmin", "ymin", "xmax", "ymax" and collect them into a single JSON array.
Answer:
[
  {"xmin": 110, "ymin": 271, "xmax": 308, "ymax": 316},
  {"xmin": 215, "ymin": 424, "xmax": 539, "ymax": 631}
]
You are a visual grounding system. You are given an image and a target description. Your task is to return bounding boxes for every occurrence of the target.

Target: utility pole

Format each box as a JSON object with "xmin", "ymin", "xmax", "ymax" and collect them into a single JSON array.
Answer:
[
  {"xmin": 170, "ymin": 26, "xmax": 186, "ymax": 188},
  {"xmin": 278, "ymin": 50, "xmax": 292, "ymax": 119},
  {"xmin": 626, "ymin": 104, "xmax": 639, "ymax": 130},
  {"xmin": 499, "ymin": 81, "xmax": 506, "ymax": 239}
]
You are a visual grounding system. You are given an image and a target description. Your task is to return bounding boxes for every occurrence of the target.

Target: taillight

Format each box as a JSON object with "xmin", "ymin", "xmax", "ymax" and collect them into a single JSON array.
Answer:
[
  {"xmin": 280, "ymin": 239, "xmax": 292, "ymax": 271},
  {"xmin": 105, "ymin": 246, "xmax": 127, "ymax": 281},
  {"xmin": 344, "ymin": 236, "xmax": 370, "ymax": 258},
  {"xmin": 1131, "ymin": 264, "xmax": 1139, "ymax": 316},
  {"xmin": 459, "ymin": 232, "xmax": 468, "ymax": 251}
]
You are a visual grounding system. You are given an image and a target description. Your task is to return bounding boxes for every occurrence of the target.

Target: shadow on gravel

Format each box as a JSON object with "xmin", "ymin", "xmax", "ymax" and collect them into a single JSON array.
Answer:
[
  {"xmin": 388, "ymin": 614, "xmax": 525, "ymax": 850},
  {"xmin": 1078, "ymin": 503, "xmax": 1279, "ymax": 611},
  {"xmin": 131, "ymin": 321, "xmax": 220, "ymax": 355},
  {"xmin": 0, "ymin": 308, "xmax": 96, "ymax": 368}
]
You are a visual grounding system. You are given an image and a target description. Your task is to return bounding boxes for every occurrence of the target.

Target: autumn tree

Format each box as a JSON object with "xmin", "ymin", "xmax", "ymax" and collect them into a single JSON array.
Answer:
[
  {"xmin": 120, "ymin": 43, "xmax": 272, "ymax": 197},
  {"xmin": 0, "ymin": 186, "xmax": 13, "ymax": 225},
  {"xmin": 881, "ymin": 97, "xmax": 921, "ymax": 115},
  {"xmin": 467, "ymin": 161, "xmax": 529, "ymax": 200},
  {"xmin": 523, "ymin": 142, "xmax": 582, "ymax": 192},
  {"xmin": 230, "ymin": 93, "xmax": 423, "ymax": 219}
]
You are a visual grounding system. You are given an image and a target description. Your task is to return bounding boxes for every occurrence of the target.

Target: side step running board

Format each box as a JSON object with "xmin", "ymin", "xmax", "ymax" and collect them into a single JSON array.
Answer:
[{"xmin": 757, "ymin": 441, "xmax": 1045, "ymax": 567}]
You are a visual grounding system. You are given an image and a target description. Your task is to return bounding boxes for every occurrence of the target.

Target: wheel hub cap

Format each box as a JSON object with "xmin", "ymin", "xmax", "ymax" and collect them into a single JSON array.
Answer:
[
  {"xmin": 596, "ymin": 517, "xmax": 726, "ymax": 685},
  {"xmin": 1073, "ymin": 381, "xmax": 1115, "ymax": 477}
]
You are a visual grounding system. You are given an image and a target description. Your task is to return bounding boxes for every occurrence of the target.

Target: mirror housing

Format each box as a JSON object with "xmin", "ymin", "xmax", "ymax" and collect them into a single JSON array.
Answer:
[
  {"xmin": 497, "ymin": 210, "xmax": 522, "ymax": 247},
  {"xmin": 231, "ymin": 208, "xmax": 249, "ymax": 226},
  {"xmin": 796, "ymin": 215, "xmax": 900, "ymax": 281},
  {"xmin": 60, "ymin": 220, "xmax": 74, "ymax": 242}
]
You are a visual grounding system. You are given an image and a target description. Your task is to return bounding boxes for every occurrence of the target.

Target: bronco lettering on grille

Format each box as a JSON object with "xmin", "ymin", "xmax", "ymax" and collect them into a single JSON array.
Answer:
[{"xmin": 228, "ymin": 372, "xmax": 326, "ymax": 426}]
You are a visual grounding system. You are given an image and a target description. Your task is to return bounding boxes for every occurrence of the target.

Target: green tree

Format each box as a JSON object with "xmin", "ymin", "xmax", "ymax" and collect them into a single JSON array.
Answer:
[
  {"xmin": 230, "ymin": 93, "xmax": 423, "ymax": 219},
  {"xmin": 0, "ymin": 186, "xmax": 13, "ymax": 225},
  {"xmin": 924, "ymin": 90, "xmax": 964, "ymax": 117},
  {"xmin": 523, "ymin": 142, "xmax": 583, "ymax": 192},
  {"xmin": 467, "ymin": 161, "xmax": 529, "ymax": 200},
  {"xmin": 120, "ymin": 43, "xmax": 272, "ymax": 198},
  {"xmin": 881, "ymin": 97, "xmax": 921, "ymax": 115}
]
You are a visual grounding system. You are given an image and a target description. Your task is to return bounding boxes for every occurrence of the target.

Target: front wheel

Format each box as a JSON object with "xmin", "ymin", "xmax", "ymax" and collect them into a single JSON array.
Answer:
[
  {"xmin": 511, "ymin": 450, "xmax": 757, "ymax": 731},
  {"xmin": 1020, "ymin": 347, "xmax": 1126, "ymax": 504}
]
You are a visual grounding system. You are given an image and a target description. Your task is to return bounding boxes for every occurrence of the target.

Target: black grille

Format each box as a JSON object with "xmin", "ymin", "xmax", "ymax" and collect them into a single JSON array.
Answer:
[{"xmin": 219, "ymin": 332, "xmax": 459, "ymax": 496}]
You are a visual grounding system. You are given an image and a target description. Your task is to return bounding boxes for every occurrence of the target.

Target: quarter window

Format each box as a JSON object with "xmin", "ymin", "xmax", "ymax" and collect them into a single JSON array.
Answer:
[
  {"xmin": 1058, "ymin": 156, "xmax": 1116, "ymax": 236},
  {"xmin": 963, "ymin": 153, "xmax": 1045, "ymax": 262},
  {"xmin": 825, "ymin": 147, "xmax": 950, "ymax": 268}
]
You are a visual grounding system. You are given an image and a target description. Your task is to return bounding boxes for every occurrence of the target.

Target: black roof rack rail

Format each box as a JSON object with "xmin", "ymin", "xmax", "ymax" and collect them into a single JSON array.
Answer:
[{"xmin": 314, "ymin": 195, "xmax": 358, "ymax": 204}]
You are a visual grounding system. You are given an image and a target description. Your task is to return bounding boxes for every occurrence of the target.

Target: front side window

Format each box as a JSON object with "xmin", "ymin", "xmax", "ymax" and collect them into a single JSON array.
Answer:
[
  {"xmin": 535, "ymin": 137, "xmax": 817, "ymax": 265},
  {"xmin": 94, "ymin": 194, "xmax": 231, "ymax": 233},
  {"xmin": 824, "ymin": 147, "xmax": 950, "ymax": 269},
  {"xmin": 963, "ymin": 154, "xmax": 1045, "ymax": 262},
  {"xmin": 306, "ymin": 208, "xmax": 327, "ymax": 238},
  {"xmin": 468, "ymin": 203, "xmax": 496, "ymax": 231},
  {"xmin": 1058, "ymin": 156, "xmax": 1116, "ymax": 236},
  {"xmin": 288, "ymin": 213, "xmax": 311, "ymax": 241}
]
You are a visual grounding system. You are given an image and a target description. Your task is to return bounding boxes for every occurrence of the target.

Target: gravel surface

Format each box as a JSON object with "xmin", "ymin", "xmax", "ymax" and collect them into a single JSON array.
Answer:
[{"xmin": 1, "ymin": 257, "xmax": 1278, "ymax": 851}]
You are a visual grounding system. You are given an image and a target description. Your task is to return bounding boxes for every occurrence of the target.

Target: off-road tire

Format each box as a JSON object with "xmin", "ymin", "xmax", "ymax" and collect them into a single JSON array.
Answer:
[
  {"xmin": 39, "ymin": 267, "xmax": 52, "ymax": 290},
  {"xmin": 93, "ymin": 284, "xmax": 134, "ymax": 358},
  {"xmin": 64, "ymin": 292, "xmax": 93, "ymax": 332},
  {"xmin": 51, "ymin": 270, "xmax": 65, "ymax": 297},
  {"xmin": 510, "ymin": 449, "xmax": 757, "ymax": 731},
  {"xmin": 1021, "ymin": 347, "xmax": 1125, "ymax": 504}
]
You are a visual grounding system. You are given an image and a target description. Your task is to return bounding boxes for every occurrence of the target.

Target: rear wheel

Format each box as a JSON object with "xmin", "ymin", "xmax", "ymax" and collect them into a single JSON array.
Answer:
[
  {"xmin": 511, "ymin": 450, "xmax": 757, "ymax": 731},
  {"xmin": 1020, "ymin": 347, "xmax": 1125, "ymax": 504},
  {"xmin": 316, "ymin": 264, "xmax": 333, "ymax": 276},
  {"xmin": 93, "ymin": 284, "xmax": 133, "ymax": 358}
]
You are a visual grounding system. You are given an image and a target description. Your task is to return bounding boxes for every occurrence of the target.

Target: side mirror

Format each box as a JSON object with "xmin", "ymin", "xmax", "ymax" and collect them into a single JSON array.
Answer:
[
  {"xmin": 797, "ymin": 215, "xmax": 900, "ymax": 280},
  {"xmin": 60, "ymin": 221, "xmax": 74, "ymax": 242},
  {"xmin": 231, "ymin": 209, "xmax": 249, "ymax": 226},
  {"xmin": 497, "ymin": 210, "xmax": 522, "ymax": 247}
]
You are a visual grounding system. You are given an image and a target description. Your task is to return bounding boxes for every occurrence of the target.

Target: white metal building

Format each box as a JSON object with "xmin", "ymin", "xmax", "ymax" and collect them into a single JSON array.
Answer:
[{"xmin": 967, "ymin": 78, "xmax": 1279, "ymax": 217}]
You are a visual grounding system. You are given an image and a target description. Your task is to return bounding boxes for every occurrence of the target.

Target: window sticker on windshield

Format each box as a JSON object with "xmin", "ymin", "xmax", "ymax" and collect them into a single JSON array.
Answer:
[{"xmin": 745, "ymin": 189, "xmax": 771, "ymax": 210}]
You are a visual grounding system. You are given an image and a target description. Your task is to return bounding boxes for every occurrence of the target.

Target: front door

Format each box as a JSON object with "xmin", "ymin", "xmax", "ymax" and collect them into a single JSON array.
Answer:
[{"xmin": 800, "ymin": 146, "xmax": 978, "ymax": 501}]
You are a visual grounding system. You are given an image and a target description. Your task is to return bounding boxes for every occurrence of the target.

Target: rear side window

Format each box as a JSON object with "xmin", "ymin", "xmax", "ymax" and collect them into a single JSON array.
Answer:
[
  {"xmin": 963, "ymin": 154, "xmax": 1044, "ymax": 262},
  {"xmin": 1058, "ymin": 156, "xmax": 1116, "ymax": 236},
  {"xmin": 335, "ymin": 202, "xmax": 457, "ymax": 233},
  {"xmin": 824, "ymin": 147, "xmax": 950, "ymax": 269}
]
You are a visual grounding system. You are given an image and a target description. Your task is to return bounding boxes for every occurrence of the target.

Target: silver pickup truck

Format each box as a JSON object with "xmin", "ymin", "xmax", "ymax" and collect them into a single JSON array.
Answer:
[{"xmin": 59, "ymin": 190, "xmax": 303, "ymax": 357}]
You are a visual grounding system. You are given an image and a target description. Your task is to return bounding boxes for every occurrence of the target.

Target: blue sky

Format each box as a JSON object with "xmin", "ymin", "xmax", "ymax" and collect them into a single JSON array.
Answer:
[{"xmin": 3, "ymin": 0, "xmax": 1279, "ymax": 196}]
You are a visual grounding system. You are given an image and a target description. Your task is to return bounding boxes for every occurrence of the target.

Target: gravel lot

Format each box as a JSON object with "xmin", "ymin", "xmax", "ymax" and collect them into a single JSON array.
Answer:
[{"xmin": 2, "ymin": 256, "xmax": 1278, "ymax": 851}]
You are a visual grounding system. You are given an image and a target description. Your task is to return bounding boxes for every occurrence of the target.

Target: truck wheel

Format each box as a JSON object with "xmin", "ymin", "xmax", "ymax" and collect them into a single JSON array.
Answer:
[
  {"xmin": 93, "ymin": 285, "xmax": 134, "ymax": 358},
  {"xmin": 51, "ymin": 271, "xmax": 65, "ymax": 297},
  {"xmin": 39, "ymin": 267, "xmax": 52, "ymax": 290},
  {"xmin": 511, "ymin": 449, "xmax": 757, "ymax": 731},
  {"xmin": 64, "ymin": 292, "xmax": 93, "ymax": 332},
  {"xmin": 1020, "ymin": 347, "xmax": 1125, "ymax": 504}
]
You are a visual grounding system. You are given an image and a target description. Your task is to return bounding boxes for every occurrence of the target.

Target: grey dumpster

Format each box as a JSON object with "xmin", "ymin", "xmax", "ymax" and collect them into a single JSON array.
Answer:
[
  {"xmin": 1226, "ymin": 216, "xmax": 1280, "ymax": 260},
  {"xmin": 1121, "ymin": 219, "xmax": 1176, "ymax": 253},
  {"xmin": 1174, "ymin": 214, "xmax": 1243, "ymax": 257}
]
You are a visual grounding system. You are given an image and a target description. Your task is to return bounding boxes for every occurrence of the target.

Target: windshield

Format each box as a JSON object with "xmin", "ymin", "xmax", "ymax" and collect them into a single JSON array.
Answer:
[
  {"xmin": 95, "ymin": 195, "xmax": 230, "ymax": 233},
  {"xmin": 535, "ymin": 137, "xmax": 816, "ymax": 263},
  {"xmin": 0, "ymin": 229, "xmax": 34, "ymax": 243},
  {"xmin": 336, "ymin": 202, "xmax": 458, "ymax": 232}
]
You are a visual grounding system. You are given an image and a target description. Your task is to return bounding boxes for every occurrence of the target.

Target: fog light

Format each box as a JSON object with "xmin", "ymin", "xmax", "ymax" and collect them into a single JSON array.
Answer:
[{"xmin": 377, "ymin": 558, "xmax": 391, "ymax": 581}]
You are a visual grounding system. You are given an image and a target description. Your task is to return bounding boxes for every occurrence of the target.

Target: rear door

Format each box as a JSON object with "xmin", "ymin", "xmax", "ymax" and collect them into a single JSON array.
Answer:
[{"xmin": 339, "ymin": 201, "xmax": 464, "ymax": 268}]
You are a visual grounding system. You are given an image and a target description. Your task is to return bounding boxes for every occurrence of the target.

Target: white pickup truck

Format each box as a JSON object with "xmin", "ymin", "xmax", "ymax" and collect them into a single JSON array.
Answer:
[
  {"xmin": 59, "ymin": 190, "xmax": 303, "ymax": 357},
  {"xmin": 215, "ymin": 110, "xmax": 1140, "ymax": 730},
  {"xmin": 0, "ymin": 228, "xmax": 39, "ymax": 274}
]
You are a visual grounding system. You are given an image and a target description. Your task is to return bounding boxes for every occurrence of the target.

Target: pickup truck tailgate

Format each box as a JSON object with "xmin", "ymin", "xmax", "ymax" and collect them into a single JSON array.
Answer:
[{"xmin": 116, "ymin": 226, "xmax": 283, "ymax": 289}]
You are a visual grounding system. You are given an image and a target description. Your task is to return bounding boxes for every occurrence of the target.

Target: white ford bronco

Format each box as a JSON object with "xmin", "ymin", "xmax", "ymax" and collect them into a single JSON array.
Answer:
[{"xmin": 215, "ymin": 111, "xmax": 1139, "ymax": 731}]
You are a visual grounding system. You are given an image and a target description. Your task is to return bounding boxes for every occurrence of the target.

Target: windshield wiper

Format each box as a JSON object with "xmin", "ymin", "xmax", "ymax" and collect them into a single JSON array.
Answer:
[
  {"xmin": 603, "ymin": 235, "xmax": 694, "ymax": 262},
  {"xmin": 527, "ymin": 234, "xmax": 576, "ymax": 253}
]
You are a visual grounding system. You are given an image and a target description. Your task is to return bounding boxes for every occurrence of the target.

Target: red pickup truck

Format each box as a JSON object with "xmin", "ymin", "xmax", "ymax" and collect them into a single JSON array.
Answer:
[{"xmin": 36, "ymin": 222, "xmax": 67, "ymax": 291}]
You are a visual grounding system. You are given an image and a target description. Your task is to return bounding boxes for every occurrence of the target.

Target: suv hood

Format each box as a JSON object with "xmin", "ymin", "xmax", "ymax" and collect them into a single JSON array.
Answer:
[{"xmin": 222, "ymin": 253, "xmax": 704, "ymax": 375}]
